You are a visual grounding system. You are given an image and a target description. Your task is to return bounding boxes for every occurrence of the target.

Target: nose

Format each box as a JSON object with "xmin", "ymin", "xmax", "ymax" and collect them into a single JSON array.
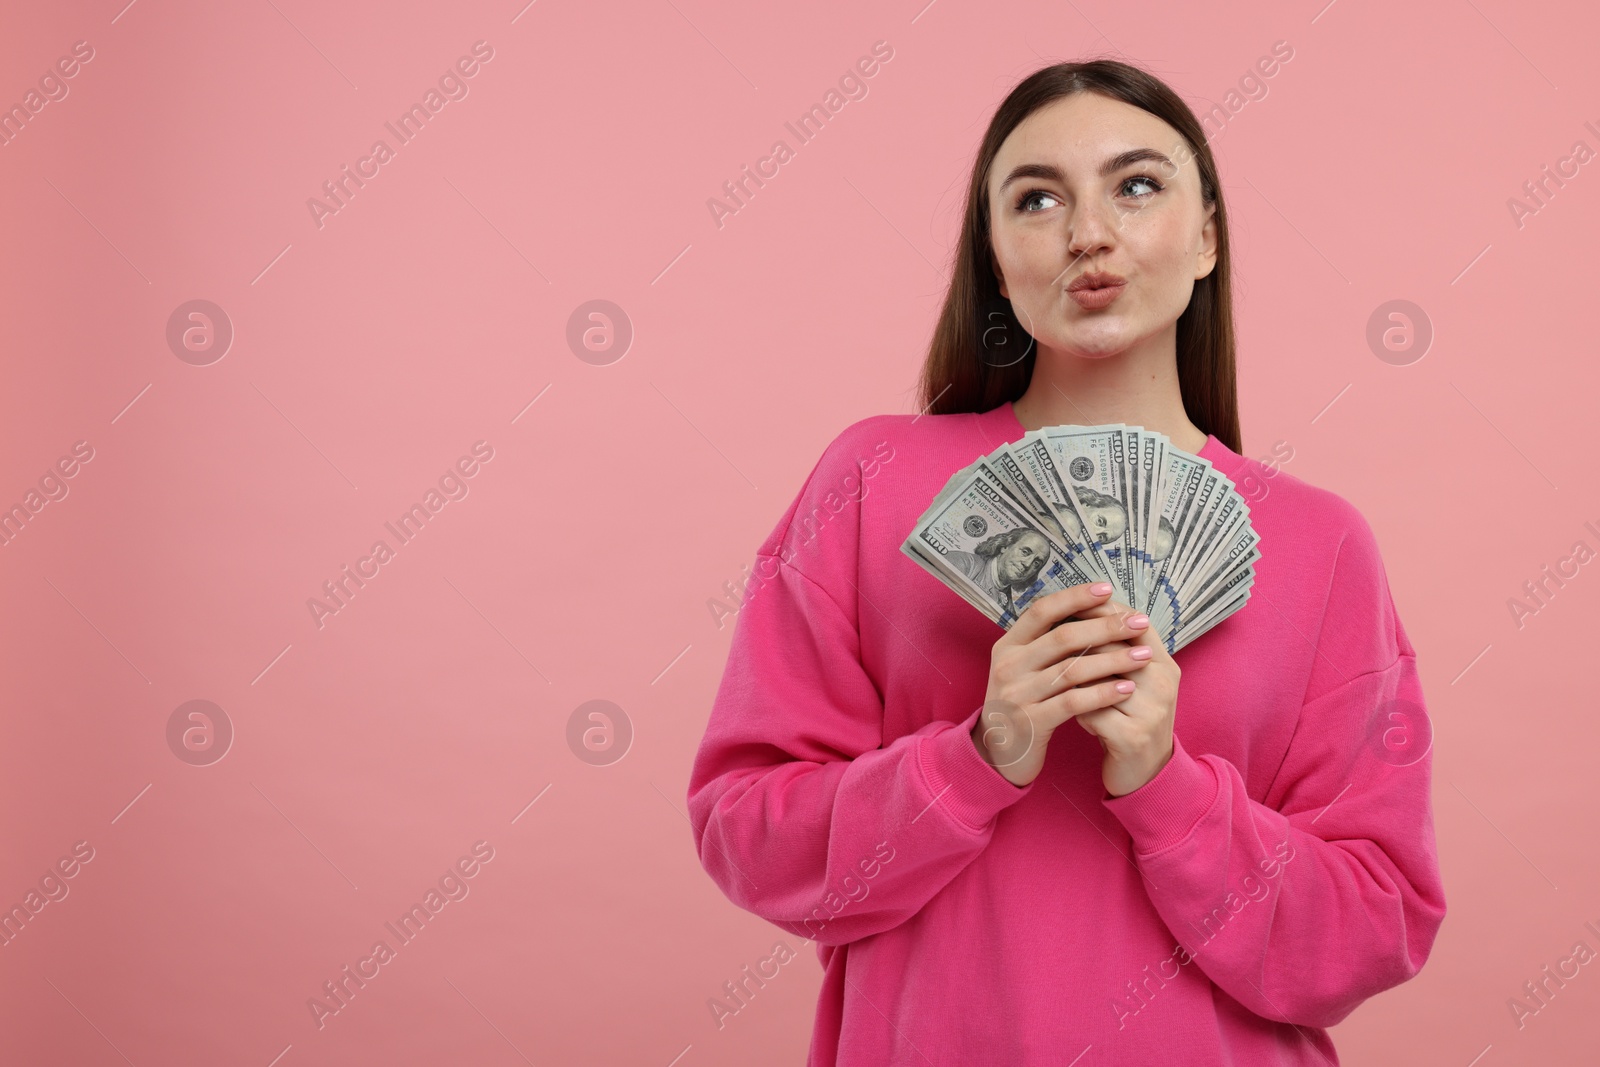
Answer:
[{"xmin": 1064, "ymin": 196, "xmax": 1119, "ymax": 265}]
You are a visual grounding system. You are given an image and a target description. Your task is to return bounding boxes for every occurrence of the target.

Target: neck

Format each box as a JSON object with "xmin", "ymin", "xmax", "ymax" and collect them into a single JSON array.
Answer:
[{"xmin": 1010, "ymin": 323, "xmax": 1206, "ymax": 452}]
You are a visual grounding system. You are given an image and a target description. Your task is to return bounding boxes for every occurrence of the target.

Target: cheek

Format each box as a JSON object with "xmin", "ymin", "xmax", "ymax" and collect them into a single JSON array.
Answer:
[
  {"xmin": 993, "ymin": 221, "xmax": 1058, "ymax": 280},
  {"xmin": 1132, "ymin": 213, "xmax": 1201, "ymax": 273},
  {"xmin": 1122, "ymin": 220, "xmax": 1202, "ymax": 313}
]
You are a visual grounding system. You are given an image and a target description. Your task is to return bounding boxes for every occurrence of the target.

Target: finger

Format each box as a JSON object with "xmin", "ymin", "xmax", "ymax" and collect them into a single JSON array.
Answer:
[
  {"xmin": 1082, "ymin": 597, "xmax": 1162, "ymax": 655},
  {"xmin": 1069, "ymin": 598, "xmax": 1127, "ymax": 620},
  {"xmin": 1037, "ymin": 645, "xmax": 1153, "ymax": 698},
  {"xmin": 1005, "ymin": 582, "xmax": 1114, "ymax": 646},
  {"xmin": 1028, "ymin": 606, "xmax": 1149, "ymax": 670},
  {"xmin": 1038, "ymin": 676, "xmax": 1136, "ymax": 727},
  {"xmin": 1117, "ymin": 616, "xmax": 1170, "ymax": 659}
]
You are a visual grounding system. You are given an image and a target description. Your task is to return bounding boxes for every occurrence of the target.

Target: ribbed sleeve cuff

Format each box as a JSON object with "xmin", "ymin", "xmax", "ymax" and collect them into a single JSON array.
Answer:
[
  {"xmin": 916, "ymin": 705, "xmax": 1034, "ymax": 833},
  {"xmin": 1100, "ymin": 732, "xmax": 1218, "ymax": 855}
]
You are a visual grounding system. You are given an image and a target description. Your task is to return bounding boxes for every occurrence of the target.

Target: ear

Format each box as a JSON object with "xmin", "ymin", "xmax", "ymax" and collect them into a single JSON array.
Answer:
[{"xmin": 1194, "ymin": 202, "xmax": 1219, "ymax": 281}]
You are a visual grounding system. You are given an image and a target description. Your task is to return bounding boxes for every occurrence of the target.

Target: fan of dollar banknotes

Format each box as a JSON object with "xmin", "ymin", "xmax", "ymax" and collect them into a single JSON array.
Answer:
[{"xmin": 900, "ymin": 424, "xmax": 1259, "ymax": 653}]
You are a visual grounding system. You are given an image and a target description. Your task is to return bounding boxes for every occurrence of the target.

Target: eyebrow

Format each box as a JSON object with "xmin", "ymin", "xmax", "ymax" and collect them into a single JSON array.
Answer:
[{"xmin": 997, "ymin": 148, "xmax": 1175, "ymax": 193}]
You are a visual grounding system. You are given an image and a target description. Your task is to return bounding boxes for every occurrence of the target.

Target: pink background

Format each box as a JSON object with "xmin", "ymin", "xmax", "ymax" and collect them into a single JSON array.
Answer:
[{"xmin": 1, "ymin": 0, "xmax": 1596, "ymax": 1063}]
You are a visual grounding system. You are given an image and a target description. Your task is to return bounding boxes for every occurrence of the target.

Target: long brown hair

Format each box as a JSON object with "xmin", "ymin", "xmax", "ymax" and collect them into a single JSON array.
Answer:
[{"xmin": 916, "ymin": 59, "xmax": 1241, "ymax": 454}]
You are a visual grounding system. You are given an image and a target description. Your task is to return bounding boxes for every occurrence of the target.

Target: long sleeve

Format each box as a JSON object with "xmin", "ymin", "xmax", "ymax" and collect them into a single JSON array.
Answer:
[
  {"xmin": 687, "ymin": 548, "xmax": 1033, "ymax": 946},
  {"xmin": 1100, "ymin": 506, "xmax": 1447, "ymax": 1028}
]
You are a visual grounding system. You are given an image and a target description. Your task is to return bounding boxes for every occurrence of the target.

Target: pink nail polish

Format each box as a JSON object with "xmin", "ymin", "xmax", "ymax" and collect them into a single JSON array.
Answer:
[
  {"xmin": 1128, "ymin": 614, "xmax": 1150, "ymax": 629},
  {"xmin": 1129, "ymin": 646, "xmax": 1153, "ymax": 660},
  {"xmin": 1115, "ymin": 680, "xmax": 1136, "ymax": 693}
]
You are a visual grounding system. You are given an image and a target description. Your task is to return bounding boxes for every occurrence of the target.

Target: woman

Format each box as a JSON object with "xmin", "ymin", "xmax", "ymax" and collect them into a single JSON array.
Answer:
[{"xmin": 687, "ymin": 59, "xmax": 1445, "ymax": 1066}]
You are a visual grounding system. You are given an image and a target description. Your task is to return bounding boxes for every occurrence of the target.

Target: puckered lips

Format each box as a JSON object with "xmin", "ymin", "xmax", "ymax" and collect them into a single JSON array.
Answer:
[{"xmin": 1066, "ymin": 270, "xmax": 1127, "ymax": 309}]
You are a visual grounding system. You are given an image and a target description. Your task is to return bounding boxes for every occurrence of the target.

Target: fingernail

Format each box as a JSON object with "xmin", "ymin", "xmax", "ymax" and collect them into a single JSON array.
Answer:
[
  {"xmin": 1129, "ymin": 646, "xmax": 1153, "ymax": 660},
  {"xmin": 1127, "ymin": 614, "xmax": 1150, "ymax": 629},
  {"xmin": 1090, "ymin": 583, "xmax": 1112, "ymax": 595},
  {"xmin": 1115, "ymin": 680, "xmax": 1136, "ymax": 693}
]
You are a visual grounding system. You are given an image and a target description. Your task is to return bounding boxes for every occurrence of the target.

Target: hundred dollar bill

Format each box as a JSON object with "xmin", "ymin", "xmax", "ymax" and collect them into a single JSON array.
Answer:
[
  {"xmin": 1173, "ymin": 566, "xmax": 1255, "ymax": 650},
  {"xmin": 901, "ymin": 462, "xmax": 1101, "ymax": 628},
  {"xmin": 1169, "ymin": 482, "xmax": 1255, "ymax": 607},
  {"xmin": 1144, "ymin": 446, "xmax": 1230, "ymax": 642},
  {"xmin": 993, "ymin": 436, "xmax": 1112, "ymax": 587},
  {"xmin": 1036, "ymin": 425, "xmax": 1136, "ymax": 608}
]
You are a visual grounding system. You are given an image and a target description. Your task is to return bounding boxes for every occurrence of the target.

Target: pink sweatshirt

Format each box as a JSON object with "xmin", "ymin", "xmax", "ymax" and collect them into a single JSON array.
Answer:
[{"xmin": 687, "ymin": 401, "xmax": 1446, "ymax": 1066}]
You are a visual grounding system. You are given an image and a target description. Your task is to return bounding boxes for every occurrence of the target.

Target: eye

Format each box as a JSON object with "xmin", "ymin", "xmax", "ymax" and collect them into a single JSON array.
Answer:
[
  {"xmin": 1120, "ymin": 173, "xmax": 1163, "ymax": 199},
  {"xmin": 1015, "ymin": 188, "xmax": 1060, "ymax": 213}
]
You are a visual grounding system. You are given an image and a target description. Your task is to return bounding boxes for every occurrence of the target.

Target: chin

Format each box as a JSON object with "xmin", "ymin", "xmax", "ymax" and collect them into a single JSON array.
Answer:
[
  {"xmin": 1055, "ymin": 315, "xmax": 1150, "ymax": 355},
  {"xmin": 1051, "ymin": 335, "xmax": 1128, "ymax": 360}
]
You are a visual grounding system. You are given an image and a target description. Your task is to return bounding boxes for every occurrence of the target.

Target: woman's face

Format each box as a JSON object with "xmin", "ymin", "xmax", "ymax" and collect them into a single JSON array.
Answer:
[{"xmin": 986, "ymin": 92, "xmax": 1218, "ymax": 360}]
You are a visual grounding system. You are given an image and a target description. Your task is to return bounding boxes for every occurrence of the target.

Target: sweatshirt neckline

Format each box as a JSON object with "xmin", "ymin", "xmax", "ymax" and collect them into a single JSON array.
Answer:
[{"xmin": 983, "ymin": 401, "xmax": 1247, "ymax": 479}]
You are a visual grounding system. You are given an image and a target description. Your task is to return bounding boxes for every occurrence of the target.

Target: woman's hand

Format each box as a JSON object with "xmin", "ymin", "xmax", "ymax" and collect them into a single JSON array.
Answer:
[
  {"xmin": 1071, "ymin": 596, "xmax": 1182, "ymax": 798},
  {"xmin": 971, "ymin": 581, "xmax": 1158, "ymax": 788}
]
